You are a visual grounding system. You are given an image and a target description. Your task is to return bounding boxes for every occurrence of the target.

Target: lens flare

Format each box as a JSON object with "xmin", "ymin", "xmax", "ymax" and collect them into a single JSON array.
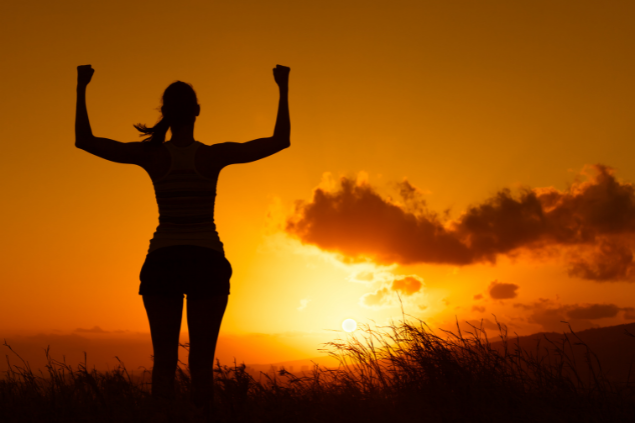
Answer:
[{"xmin": 342, "ymin": 318, "xmax": 357, "ymax": 332}]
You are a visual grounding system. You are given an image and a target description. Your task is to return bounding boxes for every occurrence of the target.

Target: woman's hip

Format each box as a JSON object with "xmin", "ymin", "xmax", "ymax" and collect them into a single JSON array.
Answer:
[{"xmin": 139, "ymin": 245, "xmax": 232, "ymax": 297}]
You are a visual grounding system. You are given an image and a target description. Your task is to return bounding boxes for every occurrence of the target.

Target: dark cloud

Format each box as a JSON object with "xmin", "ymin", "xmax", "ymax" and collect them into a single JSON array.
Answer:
[
  {"xmin": 391, "ymin": 276, "xmax": 422, "ymax": 296},
  {"xmin": 473, "ymin": 294, "xmax": 483, "ymax": 300},
  {"xmin": 566, "ymin": 304, "xmax": 620, "ymax": 320},
  {"xmin": 286, "ymin": 177, "xmax": 471, "ymax": 265},
  {"xmin": 568, "ymin": 239, "xmax": 635, "ymax": 281},
  {"xmin": 488, "ymin": 280, "xmax": 519, "ymax": 299},
  {"xmin": 286, "ymin": 165, "xmax": 635, "ymax": 281},
  {"xmin": 513, "ymin": 299, "xmax": 625, "ymax": 332},
  {"xmin": 514, "ymin": 298, "xmax": 583, "ymax": 332},
  {"xmin": 472, "ymin": 305, "xmax": 486, "ymax": 313}
]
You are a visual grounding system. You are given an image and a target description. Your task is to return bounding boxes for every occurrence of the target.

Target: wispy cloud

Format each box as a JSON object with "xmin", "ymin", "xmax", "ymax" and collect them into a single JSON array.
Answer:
[
  {"xmin": 359, "ymin": 274, "xmax": 425, "ymax": 310},
  {"xmin": 297, "ymin": 298, "xmax": 311, "ymax": 311}
]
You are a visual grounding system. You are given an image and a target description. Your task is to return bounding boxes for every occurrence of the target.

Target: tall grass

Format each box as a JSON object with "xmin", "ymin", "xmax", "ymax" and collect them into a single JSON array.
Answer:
[{"xmin": 1, "ymin": 317, "xmax": 634, "ymax": 422}]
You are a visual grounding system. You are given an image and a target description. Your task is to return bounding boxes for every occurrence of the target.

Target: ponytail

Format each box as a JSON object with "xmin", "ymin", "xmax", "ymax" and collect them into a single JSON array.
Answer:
[
  {"xmin": 134, "ymin": 117, "xmax": 170, "ymax": 149},
  {"xmin": 136, "ymin": 80, "xmax": 199, "ymax": 150}
]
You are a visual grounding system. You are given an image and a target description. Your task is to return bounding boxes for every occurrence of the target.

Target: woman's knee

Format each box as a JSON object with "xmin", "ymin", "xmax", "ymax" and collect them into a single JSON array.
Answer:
[{"xmin": 153, "ymin": 355, "xmax": 179, "ymax": 369}]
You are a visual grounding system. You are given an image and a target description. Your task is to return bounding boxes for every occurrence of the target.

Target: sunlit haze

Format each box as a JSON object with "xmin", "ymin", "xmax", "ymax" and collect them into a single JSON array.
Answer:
[{"xmin": 3, "ymin": 0, "xmax": 635, "ymax": 371}]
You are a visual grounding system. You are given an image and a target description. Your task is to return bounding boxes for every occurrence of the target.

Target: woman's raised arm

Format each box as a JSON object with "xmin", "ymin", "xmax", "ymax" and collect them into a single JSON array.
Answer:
[
  {"xmin": 74, "ymin": 65, "xmax": 147, "ymax": 166},
  {"xmin": 211, "ymin": 65, "xmax": 291, "ymax": 166},
  {"xmin": 272, "ymin": 64, "xmax": 290, "ymax": 144},
  {"xmin": 75, "ymin": 65, "xmax": 95, "ymax": 146}
]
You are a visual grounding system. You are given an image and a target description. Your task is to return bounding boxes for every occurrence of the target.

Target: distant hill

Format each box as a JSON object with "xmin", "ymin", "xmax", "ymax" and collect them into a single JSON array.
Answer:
[{"xmin": 477, "ymin": 322, "xmax": 635, "ymax": 385}]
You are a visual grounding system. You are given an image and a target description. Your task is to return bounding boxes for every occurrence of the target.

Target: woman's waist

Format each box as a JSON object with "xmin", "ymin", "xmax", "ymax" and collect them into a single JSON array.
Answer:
[
  {"xmin": 154, "ymin": 220, "xmax": 219, "ymax": 233},
  {"xmin": 158, "ymin": 214, "xmax": 215, "ymax": 224},
  {"xmin": 147, "ymin": 238, "xmax": 225, "ymax": 256}
]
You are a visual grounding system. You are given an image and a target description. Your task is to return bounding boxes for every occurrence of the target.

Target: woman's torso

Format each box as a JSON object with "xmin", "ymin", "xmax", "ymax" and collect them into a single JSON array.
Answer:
[{"xmin": 141, "ymin": 140, "xmax": 225, "ymax": 255}]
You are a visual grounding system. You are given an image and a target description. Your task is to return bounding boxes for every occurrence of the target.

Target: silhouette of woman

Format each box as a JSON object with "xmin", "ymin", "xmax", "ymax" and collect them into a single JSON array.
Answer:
[{"xmin": 75, "ymin": 64, "xmax": 290, "ymax": 411}]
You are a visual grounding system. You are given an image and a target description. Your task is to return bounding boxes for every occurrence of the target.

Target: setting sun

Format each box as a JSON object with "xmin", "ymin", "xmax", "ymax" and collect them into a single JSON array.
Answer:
[{"xmin": 342, "ymin": 319, "xmax": 357, "ymax": 332}]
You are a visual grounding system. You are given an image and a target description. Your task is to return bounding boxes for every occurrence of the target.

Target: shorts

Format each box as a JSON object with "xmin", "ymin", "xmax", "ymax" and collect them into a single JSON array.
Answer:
[{"xmin": 139, "ymin": 245, "xmax": 232, "ymax": 298}]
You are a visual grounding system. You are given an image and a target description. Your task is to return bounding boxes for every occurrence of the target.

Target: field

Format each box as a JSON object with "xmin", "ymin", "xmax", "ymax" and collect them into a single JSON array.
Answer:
[{"xmin": 2, "ymin": 317, "xmax": 634, "ymax": 423}]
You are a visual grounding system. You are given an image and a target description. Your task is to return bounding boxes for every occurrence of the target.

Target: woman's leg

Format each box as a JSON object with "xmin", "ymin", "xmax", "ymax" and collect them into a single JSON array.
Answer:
[
  {"xmin": 143, "ymin": 295, "xmax": 184, "ymax": 399},
  {"xmin": 186, "ymin": 295, "xmax": 228, "ymax": 408}
]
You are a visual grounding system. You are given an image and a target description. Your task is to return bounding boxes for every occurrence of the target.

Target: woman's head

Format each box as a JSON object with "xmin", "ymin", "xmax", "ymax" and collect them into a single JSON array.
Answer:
[
  {"xmin": 161, "ymin": 81, "xmax": 200, "ymax": 128},
  {"xmin": 135, "ymin": 81, "xmax": 200, "ymax": 147}
]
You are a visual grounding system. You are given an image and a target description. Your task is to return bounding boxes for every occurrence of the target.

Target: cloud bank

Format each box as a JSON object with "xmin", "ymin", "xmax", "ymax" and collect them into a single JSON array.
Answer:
[{"xmin": 286, "ymin": 165, "xmax": 635, "ymax": 281}]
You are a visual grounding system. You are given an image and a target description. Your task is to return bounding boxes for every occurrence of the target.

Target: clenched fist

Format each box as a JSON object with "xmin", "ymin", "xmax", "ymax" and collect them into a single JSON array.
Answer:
[
  {"xmin": 77, "ymin": 65, "xmax": 95, "ymax": 87},
  {"xmin": 273, "ymin": 65, "xmax": 290, "ymax": 89}
]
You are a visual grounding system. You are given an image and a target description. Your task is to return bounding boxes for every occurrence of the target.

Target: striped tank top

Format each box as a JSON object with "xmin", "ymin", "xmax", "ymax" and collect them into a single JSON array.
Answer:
[{"xmin": 147, "ymin": 140, "xmax": 224, "ymax": 255}]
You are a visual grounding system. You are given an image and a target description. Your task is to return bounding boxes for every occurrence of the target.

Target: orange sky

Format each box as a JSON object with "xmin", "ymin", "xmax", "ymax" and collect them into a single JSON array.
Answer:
[{"xmin": 3, "ymin": 0, "xmax": 635, "ymax": 367}]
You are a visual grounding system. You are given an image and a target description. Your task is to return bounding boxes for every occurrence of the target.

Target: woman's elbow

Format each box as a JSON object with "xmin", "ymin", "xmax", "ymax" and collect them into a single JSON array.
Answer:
[
  {"xmin": 75, "ymin": 135, "xmax": 95, "ymax": 148},
  {"xmin": 273, "ymin": 135, "xmax": 290, "ymax": 149}
]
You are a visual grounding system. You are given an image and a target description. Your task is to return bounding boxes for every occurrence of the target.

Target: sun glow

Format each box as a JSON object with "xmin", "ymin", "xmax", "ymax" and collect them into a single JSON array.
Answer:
[{"xmin": 342, "ymin": 319, "xmax": 357, "ymax": 332}]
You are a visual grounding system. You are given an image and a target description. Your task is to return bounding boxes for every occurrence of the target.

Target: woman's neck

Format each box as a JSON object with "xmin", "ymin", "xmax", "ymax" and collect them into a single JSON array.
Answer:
[{"xmin": 169, "ymin": 124, "xmax": 195, "ymax": 146}]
